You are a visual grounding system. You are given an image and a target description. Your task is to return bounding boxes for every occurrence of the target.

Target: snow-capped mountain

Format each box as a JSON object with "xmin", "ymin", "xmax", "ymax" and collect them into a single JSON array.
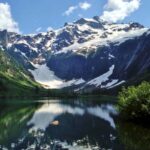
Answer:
[{"xmin": 0, "ymin": 16, "xmax": 150, "ymax": 90}]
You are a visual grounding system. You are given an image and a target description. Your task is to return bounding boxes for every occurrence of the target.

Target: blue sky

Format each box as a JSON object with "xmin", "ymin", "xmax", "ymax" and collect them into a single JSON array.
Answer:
[{"xmin": 0, "ymin": 0, "xmax": 150, "ymax": 34}]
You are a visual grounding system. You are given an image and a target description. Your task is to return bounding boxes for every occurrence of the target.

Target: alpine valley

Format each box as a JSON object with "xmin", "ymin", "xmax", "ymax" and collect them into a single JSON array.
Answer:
[{"xmin": 0, "ymin": 16, "xmax": 150, "ymax": 94}]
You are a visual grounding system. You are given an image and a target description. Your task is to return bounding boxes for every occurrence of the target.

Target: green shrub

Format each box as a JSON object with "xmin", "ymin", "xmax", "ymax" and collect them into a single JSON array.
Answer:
[{"xmin": 118, "ymin": 81, "xmax": 150, "ymax": 120}]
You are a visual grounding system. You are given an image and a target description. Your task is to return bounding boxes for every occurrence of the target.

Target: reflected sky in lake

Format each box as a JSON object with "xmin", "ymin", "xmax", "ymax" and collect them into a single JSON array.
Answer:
[
  {"xmin": 0, "ymin": 99, "xmax": 124, "ymax": 150},
  {"xmin": 28, "ymin": 102, "xmax": 117, "ymax": 132}
]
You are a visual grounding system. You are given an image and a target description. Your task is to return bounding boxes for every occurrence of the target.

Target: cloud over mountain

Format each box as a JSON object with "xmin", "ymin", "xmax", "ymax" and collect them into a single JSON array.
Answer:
[
  {"xmin": 63, "ymin": 1, "xmax": 91, "ymax": 16},
  {"xmin": 0, "ymin": 3, "xmax": 20, "ymax": 33},
  {"xmin": 100, "ymin": 0, "xmax": 141, "ymax": 23}
]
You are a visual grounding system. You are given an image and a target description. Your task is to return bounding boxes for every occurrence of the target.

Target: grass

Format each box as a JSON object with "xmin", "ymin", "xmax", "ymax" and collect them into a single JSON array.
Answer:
[{"xmin": 0, "ymin": 49, "xmax": 46, "ymax": 98}]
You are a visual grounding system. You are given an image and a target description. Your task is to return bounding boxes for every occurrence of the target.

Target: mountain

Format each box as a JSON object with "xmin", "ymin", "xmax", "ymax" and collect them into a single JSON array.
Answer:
[
  {"xmin": 0, "ymin": 46, "xmax": 43, "ymax": 97},
  {"xmin": 1, "ymin": 16, "xmax": 150, "ymax": 91}
]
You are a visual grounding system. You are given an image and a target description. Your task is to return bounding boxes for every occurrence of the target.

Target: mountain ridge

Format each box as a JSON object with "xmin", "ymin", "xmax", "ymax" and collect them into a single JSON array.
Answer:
[{"xmin": 0, "ymin": 16, "xmax": 150, "ymax": 91}]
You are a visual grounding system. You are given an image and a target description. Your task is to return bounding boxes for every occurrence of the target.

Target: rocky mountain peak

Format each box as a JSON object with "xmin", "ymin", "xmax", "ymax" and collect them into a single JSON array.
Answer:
[
  {"xmin": 76, "ymin": 17, "xmax": 106, "ymax": 28},
  {"xmin": 0, "ymin": 16, "xmax": 149, "ymax": 90}
]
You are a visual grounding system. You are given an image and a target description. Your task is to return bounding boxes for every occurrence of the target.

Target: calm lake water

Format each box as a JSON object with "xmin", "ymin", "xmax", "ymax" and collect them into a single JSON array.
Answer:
[{"xmin": 0, "ymin": 98, "xmax": 150, "ymax": 150}]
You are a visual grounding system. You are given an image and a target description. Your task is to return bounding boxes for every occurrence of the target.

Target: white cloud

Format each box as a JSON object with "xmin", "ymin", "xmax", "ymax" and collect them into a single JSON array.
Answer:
[
  {"xmin": 36, "ymin": 27, "xmax": 42, "ymax": 32},
  {"xmin": 100, "ymin": 0, "xmax": 141, "ymax": 23},
  {"xmin": 79, "ymin": 2, "xmax": 91, "ymax": 10},
  {"xmin": 0, "ymin": 3, "xmax": 20, "ymax": 33},
  {"xmin": 63, "ymin": 1, "xmax": 92, "ymax": 16},
  {"xmin": 63, "ymin": 6, "xmax": 78, "ymax": 16}
]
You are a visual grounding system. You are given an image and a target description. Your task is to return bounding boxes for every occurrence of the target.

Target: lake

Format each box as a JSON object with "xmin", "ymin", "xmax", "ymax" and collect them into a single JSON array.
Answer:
[{"xmin": 0, "ymin": 98, "xmax": 150, "ymax": 150}]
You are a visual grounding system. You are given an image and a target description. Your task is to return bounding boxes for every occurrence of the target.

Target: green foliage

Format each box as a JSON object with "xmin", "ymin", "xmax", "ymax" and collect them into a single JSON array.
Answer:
[
  {"xmin": 118, "ymin": 81, "xmax": 150, "ymax": 120},
  {"xmin": 0, "ymin": 49, "xmax": 37, "ymax": 86},
  {"xmin": 0, "ymin": 49, "xmax": 45, "ymax": 98}
]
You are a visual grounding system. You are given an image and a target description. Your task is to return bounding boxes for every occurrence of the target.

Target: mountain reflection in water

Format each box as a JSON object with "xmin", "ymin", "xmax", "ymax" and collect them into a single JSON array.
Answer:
[
  {"xmin": 0, "ymin": 99, "xmax": 124, "ymax": 150},
  {"xmin": 28, "ymin": 102, "xmax": 117, "ymax": 131}
]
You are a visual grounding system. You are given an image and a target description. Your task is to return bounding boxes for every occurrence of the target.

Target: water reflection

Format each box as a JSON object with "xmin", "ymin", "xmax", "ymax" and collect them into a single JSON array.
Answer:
[
  {"xmin": 0, "ymin": 99, "xmax": 122, "ymax": 150},
  {"xmin": 0, "ymin": 104, "xmax": 36, "ymax": 149},
  {"xmin": 117, "ymin": 122, "xmax": 150, "ymax": 150},
  {"xmin": 87, "ymin": 105, "xmax": 117, "ymax": 128},
  {"xmin": 28, "ymin": 102, "xmax": 117, "ymax": 131}
]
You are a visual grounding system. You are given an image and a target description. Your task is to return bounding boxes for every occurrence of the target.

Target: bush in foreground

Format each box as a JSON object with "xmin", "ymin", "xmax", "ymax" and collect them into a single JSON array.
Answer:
[{"xmin": 118, "ymin": 81, "xmax": 150, "ymax": 121}]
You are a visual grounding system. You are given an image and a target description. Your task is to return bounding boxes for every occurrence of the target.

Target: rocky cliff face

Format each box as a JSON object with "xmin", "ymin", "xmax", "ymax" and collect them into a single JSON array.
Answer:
[
  {"xmin": 0, "ymin": 16, "xmax": 149, "ymax": 90},
  {"xmin": 0, "ymin": 30, "xmax": 8, "ymax": 48}
]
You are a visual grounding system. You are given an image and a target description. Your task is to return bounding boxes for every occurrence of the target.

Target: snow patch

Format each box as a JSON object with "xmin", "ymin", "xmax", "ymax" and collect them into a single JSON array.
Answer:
[
  {"xmin": 101, "ymin": 79, "xmax": 118, "ymax": 88},
  {"xmin": 0, "ymin": 45, "xmax": 5, "ymax": 51},
  {"xmin": 29, "ymin": 64, "xmax": 85, "ymax": 89},
  {"xmin": 20, "ymin": 52, "xmax": 28, "ymax": 59},
  {"xmin": 84, "ymin": 18, "xmax": 98, "ymax": 23},
  {"xmin": 108, "ymin": 53, "xmax": 115, "ymax": 59},
  {"xmin": 108, "ymin": 80, "xmax": 125, "ymax": 89},
  {"xmin": 54, "ymin": 24, "xmax": 148, "ymax": 55},
  {"xmin": 87, "ymin": 65, "xmax": 115, "ymax": 87},
  {"xmin": 73, "ymin": 79, "xmax": 85, "ymax": 85}
]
